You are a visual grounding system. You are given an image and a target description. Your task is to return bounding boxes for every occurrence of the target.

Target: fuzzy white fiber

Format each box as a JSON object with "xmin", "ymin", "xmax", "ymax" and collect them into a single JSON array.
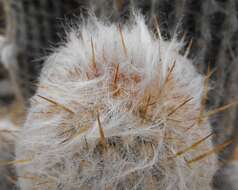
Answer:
[{"xmin": 16, "ymin": 15, "xmax": 217, "ymax": 190}]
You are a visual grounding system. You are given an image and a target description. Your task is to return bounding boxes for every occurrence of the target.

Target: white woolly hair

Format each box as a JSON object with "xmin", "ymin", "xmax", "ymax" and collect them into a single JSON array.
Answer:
[{"xmin": 16, "ymin": 15, "xmax": 217, "ymax": 190}]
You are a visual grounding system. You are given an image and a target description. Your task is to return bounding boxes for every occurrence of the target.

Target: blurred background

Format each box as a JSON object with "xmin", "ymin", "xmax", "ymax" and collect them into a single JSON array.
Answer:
[{"xmin": 0, "ymin": 0, "xmax": 237, "ymax": 189}]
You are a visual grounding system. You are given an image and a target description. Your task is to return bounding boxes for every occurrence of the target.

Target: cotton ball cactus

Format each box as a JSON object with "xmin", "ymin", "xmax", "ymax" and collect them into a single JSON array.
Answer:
[{"xmin": 16, "ymin": 15, "xmax": 217, "ymax": 190}]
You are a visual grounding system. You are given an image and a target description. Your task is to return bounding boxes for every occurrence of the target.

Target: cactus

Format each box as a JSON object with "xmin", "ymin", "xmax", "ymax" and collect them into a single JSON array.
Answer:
[
  {"xmin": 15, "ymin": 15, "xmax": 217, "ymax": 190},
  {"xmin": 213, "ymin": 161, "xmax": 238, "ymax": 190},
  {"xmin": 0, "ymin": 35, "xmax": 15, "ymax": 105},
  {"xmin": 0, "ymin": 117, "xmax": 19, "ymax": 190}
]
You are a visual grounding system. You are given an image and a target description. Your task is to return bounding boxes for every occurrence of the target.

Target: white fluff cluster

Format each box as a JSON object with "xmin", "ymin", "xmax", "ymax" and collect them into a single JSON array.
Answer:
[{"xmin": 16, "ymin": 16, "xmax": 217, "ymax": 190}]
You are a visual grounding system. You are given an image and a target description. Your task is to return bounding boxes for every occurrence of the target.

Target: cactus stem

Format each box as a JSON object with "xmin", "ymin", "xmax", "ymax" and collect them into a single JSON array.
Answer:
[
  {"xmin": 205, "ymin": 100, "xmax": 238, "ymax": 118},
  {"xmin": 175, "ymin": 132, "xmax": 213, "ymax": 157},
  {"xmin": 168, "ymin": 97, "xmax": 193, "ymax": 116},
  {"xmin": 118, "ymin": 24, "xmax": 128, "ymax": 57},
  {"xmin": 187, "ymin": 140, "xmax": 232, "ymax": 166},
  {"xmin": 97, "ymin": 111, "xmax": 107, "ymax": 149},
  {"xmin": 91, "ymin": 37, "xmax": 97, "ymax": 74},
  {"xmin": 37, "ymin": 95, "xmax": 75, "ymax": 115}
]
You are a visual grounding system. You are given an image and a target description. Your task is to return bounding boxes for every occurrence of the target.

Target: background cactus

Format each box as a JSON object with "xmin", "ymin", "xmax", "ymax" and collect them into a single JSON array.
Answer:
[{"xmin": 0, "ymin": 117, "xmax": 19, "ymax": 190}]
